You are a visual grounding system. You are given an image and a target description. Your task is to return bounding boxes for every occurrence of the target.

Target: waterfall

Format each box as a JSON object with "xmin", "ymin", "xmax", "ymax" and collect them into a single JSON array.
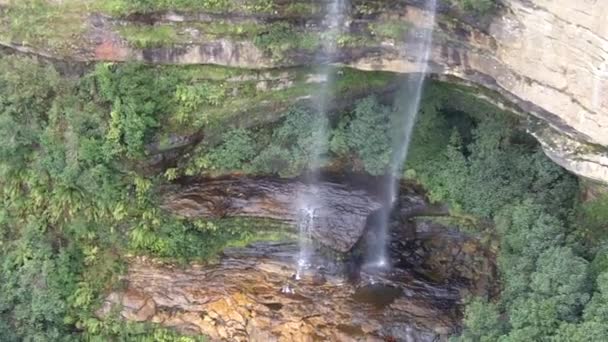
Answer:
[
  {"xmin": 366, "ymin": 0, "xmax": 438, "ymax": 268},
  {"xmin": 295, "ymin": 0, "xmax": 347, "ymax": 278},
  {"xmin": 295, "ymin": 207, "xmax": 316, "ymax": 280}
]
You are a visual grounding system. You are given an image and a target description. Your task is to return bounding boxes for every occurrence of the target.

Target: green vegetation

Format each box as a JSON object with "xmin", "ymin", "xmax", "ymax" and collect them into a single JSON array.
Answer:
[
  {"xmin": 0, "ymin": 56, "xmax": 297, "ymax": 341},
  {"xmin": 0, "ymin": 0, "xmax": 86, "ymax": 54},
  {"xmin": 330, "ymin": 96, "xmax": 393, "ymax": 175},
  {"xmin": 369, "ymin": 20, "xmax": 410, "ymax": 41},
  {"xmin": 253, "ymin": 22, "xmax": 320, "ymax": 61},
  {"xmin": 187, "ymin": 20, "xmax": 265, "ymax": 39},
  {"xmin": 180, "ymin": 93, "xmax": 398, "ymax": 177},
  {"xmin": 174, "ymin": 67, "xmax": 395, "ymax": 177},
  {"xmin": 97, "ymin": 0, "xmax": 274, "ymax": 15},
  {"xmin": 334, "ymin": 68, "xmax": 396, "ymax": 95},
  {"xmin": 119, "ymin": 25, "xmax": 180, "ymax": 48},
  {"xmin": 448, "ymin": 0, "xmax": 496, "ymax": 16},
  {"xmin": 118, "ymin": 20, "xmax": 271, "ymax": 48},
  {"xmin": 90, "ymin": 65, "xmax": 394, "ymax": 141},
  {"xmin": 408, "ymin": 89, "xmax": 576, "ymax": 218},
  {"xmin": 185, "ymin": 107, "xmax": 328, "ymax": 177},
  {"xmin": 396, "ymin": 82, "xmax": 608, "ymax": 341},
  {"xmin": 92, "ymin": 60, "xmax": 267, "ymax": 156},
  {"xmin": 0, "ymin": 47, "xmax": 605, "ymax": 341},
  {"xmin": 576, "ymin": 190, "xmax": 608, "ymax": 246},
  {"xmin": 283, "ymin": 2, "xmax": 322, "ymax": 16}
]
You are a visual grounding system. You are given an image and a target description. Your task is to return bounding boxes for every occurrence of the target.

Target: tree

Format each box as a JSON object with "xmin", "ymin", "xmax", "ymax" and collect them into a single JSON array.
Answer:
[
  {"xmin": 530, "ymin": 246, "xmax": 590, "ymax": 320},
  {"xmin": 583, "ymin": 271, "xmax": 608, "ymax": 321},
  {"xmin": 207, "ymin": 129, "xmax": 258, "ymax": 171},
  {"xmin": 456, "ymin": 298, "xmax": 504, "ymax": 341},
  {"xmin": 554, "ymin": 321, "xmax": 608, "ymax": 342},
  {"xmin": 94, "ymin": 63, "xmax": 178, "ymax": 158},
  {"xmin": 250, "ymin": 107, "xmax": 329, "ymax": 177},
  {"xmin": 331, "ymin": 96, "xmax": 392, "ymax": 175},
  {"xmin": 507, "ymin": 297, "xmax": 560, "ymax": 340},
  {"xmin": 0, "ymin": 56, "xmax": 60, "ymax": 175}
]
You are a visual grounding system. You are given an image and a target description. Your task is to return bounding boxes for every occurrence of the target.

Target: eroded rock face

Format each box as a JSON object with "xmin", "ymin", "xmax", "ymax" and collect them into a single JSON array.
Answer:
[
  {"xmin": 531, "ymin": 121, "xmax": 608, "ymax": 184},
  {"xmin": 104, "ymin": 174, "xmax": 497, "ymax": 341},
  {"xmin": 99, "ymin": 241, "xmax": 477, "ymax": 341},
  {"xmin": 162, "ymin": 177, "xmax": 387, "ymax": 253},
  {"xmin": 392, "ymin": 218, "xmax": 498, "ymax": 299},
  {"xmin": 348, "ymin": 0, "xmax": 608, "ymax": 183},
  {"xmin": 1, "ymin": 0, "xmax": 606, "ymax": 182}
]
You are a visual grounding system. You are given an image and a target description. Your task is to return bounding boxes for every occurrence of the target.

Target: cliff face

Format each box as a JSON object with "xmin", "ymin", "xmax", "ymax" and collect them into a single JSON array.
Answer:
[
  {"xmin": 98, "ymin": 220, "xmax": 495, "ymax": 341},
  {"xmin": 436, "ymin": 0, "xmax": 608, "ymax": 184},
  {"xmin": 1, "ymin": 0, "xmax": 607, "ymax": 182}
]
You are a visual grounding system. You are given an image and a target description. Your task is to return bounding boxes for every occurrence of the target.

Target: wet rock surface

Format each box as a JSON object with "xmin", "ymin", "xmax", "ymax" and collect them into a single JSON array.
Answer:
[
  {"xmin": 104, "ymin": 176, "xmax": 497, "ymax": 341},
  {"xmin": 100, "ymin": 242, "xmax": 468, "ymax": 341},
  {"xmin": 162, "ymin": 176, "xmax": 387, "ymax": 253},
  {"xmin": 392, "ymin": 219, "xmax": 498, "ymax": 299}
]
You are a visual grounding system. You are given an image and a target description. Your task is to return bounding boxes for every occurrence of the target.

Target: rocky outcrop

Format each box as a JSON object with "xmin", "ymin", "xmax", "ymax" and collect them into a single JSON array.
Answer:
[
  {"xmin": 392, "ymin": 218, "xmax": 498, "ymax": 299},
  {"xmin": 350, "ymin": 0, "xmax": 608, "ymax": 183},
  {"xmin": 162, "ymin": 176, "xmax": 448, "ymax": 254},
  {"xmin": 530, "ymin": 120, "xmax": 608, "ymax": 184},
  {"xmin": 163, "ymin": 177, "xmax": 393, "ymax": 252},
  {"xmin": 99, "ymin": 232, "xmax": 494, "ymax": 341},
  {"xmin": 1, "ymin": 0, "xmax": 606, "ymax": 182},
  {"xmin": 100, "ymin": 244, "xmax": 460, "ymax": 341},
  {"xmin": 103, "ymin": 174, "xmax": 497, "ymax": 341}
]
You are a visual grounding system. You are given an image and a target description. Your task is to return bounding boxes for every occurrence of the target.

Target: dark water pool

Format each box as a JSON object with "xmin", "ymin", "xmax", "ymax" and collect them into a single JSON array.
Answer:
[{"xmin": 353, "ymin": 283, "xmax": 402, "ymax": 309}]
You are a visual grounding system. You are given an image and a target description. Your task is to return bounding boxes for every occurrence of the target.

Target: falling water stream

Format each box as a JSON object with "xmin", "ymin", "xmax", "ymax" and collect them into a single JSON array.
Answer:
[
  {"xmin": 295, "ymin": 207, "xmax": 315, "ymax": 279},
  {"xmin": 295, "ymin": 0, "xmax": 347, "ymax": 279},
  {"xmin": 366, "ymin": 0, "xmax": 438, "ymax": 269}
]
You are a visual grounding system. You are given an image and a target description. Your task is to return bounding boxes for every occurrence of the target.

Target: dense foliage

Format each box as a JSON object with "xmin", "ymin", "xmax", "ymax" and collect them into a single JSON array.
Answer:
[
  {"xmin": 447, "ymin": 0, "xmax": 495, "ymax": 15},
  {"xmin": 98, "ymin": 0, "xmax": 274, "ymax": 15},
  {"xmin": 182, "ymin": 95, "xmax": 399, "ymax": 177},
  {"xmin": 0, "ymin": 56, "xmax": 291, "ymax": 341},
  {"xmin": 402, "ymin": 84, "xmax": 608, "ymax": 341},
  {"xmin": 0, "ymin": 55, "xmax": 405, "ymax": 339}
]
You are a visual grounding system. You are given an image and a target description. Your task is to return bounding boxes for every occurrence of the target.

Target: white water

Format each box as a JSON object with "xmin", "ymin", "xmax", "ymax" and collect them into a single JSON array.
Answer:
[
  {"xmin": 295, "ymin": 0, "xmax": 346, "ymax": 278},
  {"xmin": 366, "ymin": 0, "xmax": 438, "ymax": 268},
  {"xmin": 295, "ymin": 207, "xmax": 316, "ymax": 280}
]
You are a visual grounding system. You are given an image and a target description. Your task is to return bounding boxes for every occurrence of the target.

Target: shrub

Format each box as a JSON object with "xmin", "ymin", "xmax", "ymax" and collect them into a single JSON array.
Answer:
[{"xmin": 451, "ymin": 0, "xmax": 495, "ymax": 15}]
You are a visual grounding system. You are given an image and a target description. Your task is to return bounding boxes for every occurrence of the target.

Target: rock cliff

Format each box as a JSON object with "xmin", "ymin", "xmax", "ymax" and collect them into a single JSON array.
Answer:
[
  {"xmin": 99, "ymin": 218, "xmax": 495, "ymax": 341},
  {"xmin": 162, "ymin": 176, "xmax": 437, "ymax": 253},
  {"xmin": 1, "ymin": 0, "xmax": 606, "ymax": 182},
  {"xmin": 162, "ymin": 177, "xmax": 387, "ymax": 252}
]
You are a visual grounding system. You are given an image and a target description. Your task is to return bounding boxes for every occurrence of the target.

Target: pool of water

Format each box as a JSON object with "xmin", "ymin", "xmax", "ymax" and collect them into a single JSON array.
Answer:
[{"xmin": 353, "ymin": 283, "xmax": 403, "ymax": 309}]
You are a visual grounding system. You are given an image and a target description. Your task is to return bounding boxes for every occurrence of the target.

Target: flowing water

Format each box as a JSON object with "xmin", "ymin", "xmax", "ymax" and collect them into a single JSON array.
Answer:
[
  {"xmin": 366, "ymin": 0, "xmax": 438, "ymax": 269},
  {"xmin": 295, "ymin": 207, "xmax": 316, "ymax": 280},
  {"xmin": 295, "ymin": 0, "xmax": 347, "ymax": 278}
]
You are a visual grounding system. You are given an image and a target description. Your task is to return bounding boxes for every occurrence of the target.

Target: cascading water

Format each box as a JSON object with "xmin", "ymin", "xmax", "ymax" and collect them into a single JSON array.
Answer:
[
  {"xmin": 295, "ymin": 0, "xmax": 347, "ymax": 279},
  {"xmin": 366, "ymin": 0, "xmax": 437, "ymax": 268},
  {"xmin": 295, "ymin": 207, "xmax": 316, "ymax": 280}
]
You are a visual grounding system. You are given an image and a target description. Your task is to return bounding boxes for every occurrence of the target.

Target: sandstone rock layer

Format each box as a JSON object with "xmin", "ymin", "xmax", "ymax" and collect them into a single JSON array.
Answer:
[
  {"xmin": 162, "ymin": 177, "xmax": 389, "ymax": 253},
  {"xmin": 1, "ymin": 0, "xmax": 606, "ymax": 181},
  {"xmin": 100, "ymin": 243, "xmax": 462, "ymax": 342}
]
